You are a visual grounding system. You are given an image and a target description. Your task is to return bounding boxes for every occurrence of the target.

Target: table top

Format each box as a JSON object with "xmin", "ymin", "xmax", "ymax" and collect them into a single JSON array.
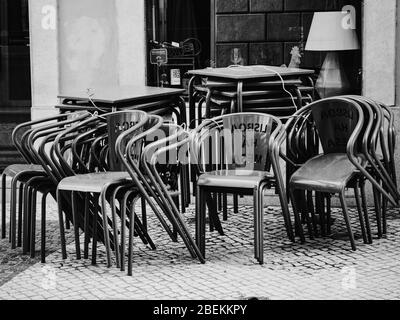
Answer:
[
  {"xmin": 187, "ymin": 65, "xmax": 314, "ymax": 80},
  {"xmin": 58, "ymin": 86, "xmax": 185, "ymax": 104}
]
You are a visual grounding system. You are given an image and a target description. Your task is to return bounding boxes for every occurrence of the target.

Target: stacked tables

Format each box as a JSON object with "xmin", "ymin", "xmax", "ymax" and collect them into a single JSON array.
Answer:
[
  {"xmin": 57, "ymin": 85, "xmax": 186, "ymax": 114},
  {"xmin": 187, "ymin": 65, "xmax": 315, "ymax": 128}
]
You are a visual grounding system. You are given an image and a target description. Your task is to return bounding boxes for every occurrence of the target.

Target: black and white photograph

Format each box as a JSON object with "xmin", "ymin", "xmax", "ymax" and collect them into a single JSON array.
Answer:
[{"xmin": 0, "ymin": 0, "xmax": 399, "ymax": 307}]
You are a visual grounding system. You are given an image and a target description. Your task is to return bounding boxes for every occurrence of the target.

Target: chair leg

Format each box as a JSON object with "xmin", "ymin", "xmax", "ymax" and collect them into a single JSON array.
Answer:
[
  {"xmin": 141, "ymin": 196, "xmax": 147, "ymax": 233},
  {"xmin": 22, "ymin": 184, "xmax": 31, "ymax": 254},
  {"xmin": 301, "ymin": 191, "xmax": 314, "ymax": 240},
  {"xmin": 30, "ymin": 189, "xmax": 37, "ymax": 258},
  {"xmin": 84, "ymin": 193, "xmax": 90, "ymax": 259},
  {"xmin": 120, "ymin": 192, "xmax": 131, "ymax": 272},
  {"xmin": 1, "ymin": 174, "xmax": 6, "ymax": 239},
  {"xmin": 382, "ymin": 194, "xmax": 388, "ymax": 235},
  {"xmin": 10, "ymin": 177, "xmax": 19, "ymax": 248},
  {"xmin": 274, "ymin": 173, "xmax": 294, "ymax": 242},
  {"xmin": 253, "ymin": 188, "xmax": 259, "ymax": 261},
  {"xmin": 307, "ymin": 191, "xmax": 319, "ymax": 237},
  {"xmin": 289, "ymin": 188, "xmax": 305, "ymax": 243},
  {"xmin": 326, "ymin": 194, "xmax": 332, "ymax": 235},
  {"xmin": 205, "ymin": 193, "xmax": 224, "ymax": 235},
  {"xmin": 100, "ymin": 191, "xmax": 112, "ymax": 268},
  {"xmin": 172, "ymin": 195, "xmax": 180, "ymax": 238},
  {"xmin": 41, "ymin": 193, "xmax": 48, "ymax": 263},
  {"xmin": 372, "ymin": 186, "xmax": 383, "ymax": 239},
  {"xmin": 316, "ymin": 192, "xmax": 326, "ymax": 237},
  {"xmin": 92, "ymin": 194, "xmax": 99, "ymax": 265},
  {"xmin": 222, "ymin": 193, "xmax": 228, "ymax": 221},
  {"xmin": 195, "ymin": 185, "xmax": 206, "ymax": 258},
  {"xmin": 56, "ymin": 189, "xmax": 67, "ymax": 259},
  {"xmin": 110, "ymin": 190, "xmax": 121, "ymax": 268},
  {"xmin": 65, "ymin": 217, "xmax": 71, "ymax": 230},
  {"xmin": 17, "ymin": 183, "xmax": 24, "ymax": 247},
  {"xmin": 24, "ymin": 186, "xmax": 34, "ymax": 254},
  {"xmin": 257, "ymin": 185, "xmax": 265, "ymax": 264},
  {"xmin": 217, "ymin": 193, "xmax": 222, "ymax": 212},
  {"xmin": 209, "ymin": 194, "xmax": 215, "ymax": 233},
  {"xmin": 71, "ymin": 191, "xmax": 81, "ymax": 260},
  {"xmin": 360, "ymin": 181, "xmax": 372, "ymax": 244},
  {"xmin": 128, "ymin": 197, "xmax": 140, "ymax": 277},
  {"xmin": 339, "ymin": 192, "xmax": 356, "ymax": 251},
  {"xmin": 354, "ymin": 186, "xmax": 368, "ymax": 244},
  {"xmin": 233, "ymin": 194, "xmax": 239, "ymax": 213},
  {"xmin": 179, "ymin": 169, "xmax": 186, "ymax": 214}
]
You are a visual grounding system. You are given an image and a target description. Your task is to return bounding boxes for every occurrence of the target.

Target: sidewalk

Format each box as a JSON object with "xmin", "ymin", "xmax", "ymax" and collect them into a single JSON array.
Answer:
[{"xmin": 0, "ymin": 198, "xmax": 399, "ymax": 300}]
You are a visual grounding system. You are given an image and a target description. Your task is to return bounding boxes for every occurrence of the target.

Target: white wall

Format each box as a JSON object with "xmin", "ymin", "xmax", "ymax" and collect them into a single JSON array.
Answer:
[
  {"xmin": 116, "ymin": 0, "xmax": 146, "ymax": 86},
  {"xmin": 363, "ymin": 0, "xmax": 397, "ymax": 106},
  {"xmin": 29, "ymin": 0, "xmax": 59, "ymax": 120},
  {"xmin": 29, "ymin": 0, "xmax": 146, "ymax": 119}
]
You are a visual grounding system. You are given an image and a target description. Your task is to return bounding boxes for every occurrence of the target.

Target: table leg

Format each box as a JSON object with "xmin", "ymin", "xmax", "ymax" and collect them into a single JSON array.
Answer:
[{"xmin": 188, "ymin": 76, "xmax": 197, "ymax": 129}]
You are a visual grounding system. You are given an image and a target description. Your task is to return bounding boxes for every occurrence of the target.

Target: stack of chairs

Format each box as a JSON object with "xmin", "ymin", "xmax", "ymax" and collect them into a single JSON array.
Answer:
[
  {"xmin": 1, "ymin": 106, "xmax": 201, "ymax": 274},
  {"xmin": 190, "ymin": 75, "xmax": 315, "ymax": 127},
  {"xmin": 285, "ymin": 96, "xmax": 399, "ymax": 249},
  {"xmin": 189, "ymin": 73, "xmax": 315, "ymax": 214}
]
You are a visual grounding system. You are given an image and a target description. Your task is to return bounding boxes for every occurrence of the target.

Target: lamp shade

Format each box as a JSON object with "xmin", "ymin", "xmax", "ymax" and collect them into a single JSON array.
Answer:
[{"xmin": 305, "ymin": 11, "xmax": 360, "ymax": 51}]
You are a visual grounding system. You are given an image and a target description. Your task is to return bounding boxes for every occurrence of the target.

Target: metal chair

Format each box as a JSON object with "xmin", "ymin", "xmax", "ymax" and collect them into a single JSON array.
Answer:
[
  {"xmin": 341, "ymin": 96, "xmax": 399, "ymax": 238},
  {"xmin": 115, "ymin": 115, "xmax": 195, "ymax": 272},
  {"xmin": 21, "ymin": 113, "xmax": 94, "ymax": 260},
  {"xmin": 55, "ymin": 111, "xmax": 150, "ymax": 267},
  {"xmin": 289, "ymin": 97, "xmax": 397, "ymax": 251},
  {"xmin": 2, "ymin": 112, "xmax": 92, "ymax": 251},
  {"xmin": 1, "ymin": 112, "xmax": 89, "ymax": 245},
  {"xmin": 141, "ymin": 123, "xmax": 206, "ymax": 271},
  {"xmin": 191, "ymin": 112, "xmax": 297, "ymax": 264}
]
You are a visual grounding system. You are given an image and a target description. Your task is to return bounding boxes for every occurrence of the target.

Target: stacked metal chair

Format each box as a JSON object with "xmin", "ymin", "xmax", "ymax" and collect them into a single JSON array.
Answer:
[
  {"xmin": 286, "ymin": 96, "xmax": 399, "ymax": 250},
  {"xmin": 52, "ymin": 110, "xmax": 204, "ymax": 274},
  {"xmin": 188, "ymin": 71, "xmax": 315, "ymax": 217},
  {"xmin": 1, "ymin": 112, "xmax": 92, "ymax": 261},
  {"xmin": 119, "ymin": 120, "xmax": 205, "ymax": 275},
  {"xmin": 190, "ymin": 112, "xmax": 299, "ymax": 264},
  {"xmin": 190, "ymin": 75, "xmax": 315, "ymax": 128}
]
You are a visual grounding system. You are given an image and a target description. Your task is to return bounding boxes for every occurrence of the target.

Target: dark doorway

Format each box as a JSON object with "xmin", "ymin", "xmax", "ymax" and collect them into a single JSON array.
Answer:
[
  {"xmin": 0, "ymin": 0, "xmax": 31, "ymax": 171},
  {"xmin": 145, "ymin": 0, "xmax": 211, "ymax": 87}
]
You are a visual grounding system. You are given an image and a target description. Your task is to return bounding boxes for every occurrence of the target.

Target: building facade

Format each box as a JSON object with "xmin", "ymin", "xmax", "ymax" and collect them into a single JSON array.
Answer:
[{"xmin": 1, "ymin": 0, "xmax": 400, "ymax": 189}]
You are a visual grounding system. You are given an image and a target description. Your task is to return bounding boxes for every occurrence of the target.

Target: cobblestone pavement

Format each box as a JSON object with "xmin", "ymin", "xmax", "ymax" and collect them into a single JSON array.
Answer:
[{"xmin": 0, "ymin": 196, "xmax": 400, "ymax": 300}]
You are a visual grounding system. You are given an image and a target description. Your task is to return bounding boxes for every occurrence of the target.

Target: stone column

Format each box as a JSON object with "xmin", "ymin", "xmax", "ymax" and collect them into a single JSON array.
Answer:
[
  {"xmin": 362, "ymin": 0, "xmax": 397, "ymax": 106},
  {"xmin": 29, "ymin": 0, "xmax": 59, "ymax": 120},
  {"xmin": 29, "ymin": 0, "xmax": 146, "ymax": 118},
  {"xmin": 362, "ymin": 0, "xmax": 399, "ymax": 204}
]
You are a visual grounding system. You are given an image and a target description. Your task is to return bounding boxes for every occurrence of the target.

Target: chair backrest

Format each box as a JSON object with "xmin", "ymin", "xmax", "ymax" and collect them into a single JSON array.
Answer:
[
  {"xmin": 12, "ymin": 113, "xmax": 88, "ymax": 164},
  {"xmin": 106, "ymin": 111, "xmax": 148, "ymax": 171},
  {"xmin": 343, "ymin": 95, "xmax": 399, "ymax": 201},
  {"xmin": 310, "ymin": 98, "xmax": 363, "ymax": 155},
  {"xmin": 27, "ymin": 112, "xmax": 92, "ymax": 184},
  {"xmin": 52, "ymin": 115, "xmax": 105, "ymax": 178},
  {"xmin": 142, "ymin": 123, "xmax": 187, "ymax": 190},
  {"xmin": 71, "ymin": 123, "xmax": 108, "ymax": 173},
  {"xmin": 191, "ymin": 112, "xmax": 283, "ymax": 173}
]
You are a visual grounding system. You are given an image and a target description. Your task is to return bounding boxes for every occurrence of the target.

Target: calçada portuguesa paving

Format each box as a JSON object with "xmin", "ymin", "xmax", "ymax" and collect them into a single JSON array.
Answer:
[{"xmin": 1, "ymin": 197, "xmax": 400, "ymax": 300}]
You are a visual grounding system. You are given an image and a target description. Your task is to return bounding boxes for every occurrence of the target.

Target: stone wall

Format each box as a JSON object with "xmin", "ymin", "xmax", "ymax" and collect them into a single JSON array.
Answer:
[{"xmin": 214, "ymin": 0, "xmax": 361, "ymax": 74}]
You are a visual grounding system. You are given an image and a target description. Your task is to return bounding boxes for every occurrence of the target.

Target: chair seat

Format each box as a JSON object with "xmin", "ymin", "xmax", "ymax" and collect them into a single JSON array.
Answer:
[
  {"xmin": 197, "ymin": 169, "xmax": 273, "ymax": 189},
  {"xmin": 3, "ymin": 164, "xmax": 45, "ymax": 177},
  {"xmin": 58, "ymin": 172, "xmax": 131, "ymax": 193},
  {"xmin": 290, "ymin": 154, "xmax": 358, "ymax": 193}
]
